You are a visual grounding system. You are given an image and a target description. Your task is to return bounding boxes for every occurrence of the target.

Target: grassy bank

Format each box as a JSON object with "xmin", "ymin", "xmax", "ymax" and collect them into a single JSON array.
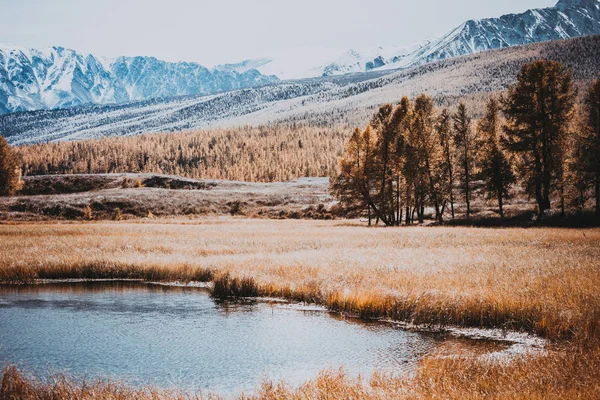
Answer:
[
  {"xmin": 2, "ymin": 346, "xmax": 599, "ymax": 399},
  {"xmin": 1, "ymin": 219, "xmax": 599, "ymax": 341}
]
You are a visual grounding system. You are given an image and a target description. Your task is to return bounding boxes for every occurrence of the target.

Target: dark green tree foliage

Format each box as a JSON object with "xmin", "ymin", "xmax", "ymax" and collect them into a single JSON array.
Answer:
[
  {"xmin": 574, "ymin": 79, "xmax": 600, "ymax": 217},
  {"xmin": 0, "ymin": 136, "xmax": 23, "ymax": 196},
  {"xmin": 502, "ymin": 60, "xmax": 576, "ymax": 215},
  {"xmin": 453, "ymin": 103, "xmax": 476, "ymax": 219},
  {"xmin": 331, "ymin": 127, "xmax": 375, "ymax": 220},
  {"xmin": 478, "ymin": 97, "xmax": 516, "ymax": 218}
]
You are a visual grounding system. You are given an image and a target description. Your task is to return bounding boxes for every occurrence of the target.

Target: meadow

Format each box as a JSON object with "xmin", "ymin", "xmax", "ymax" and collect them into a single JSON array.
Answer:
[
  {"xmin": 1, "ymin": 219, "xmax": 599, "ymax": 398},
  {"xmin": 1, "ymin": 219, "xmax": 599, "ymax": 340}
]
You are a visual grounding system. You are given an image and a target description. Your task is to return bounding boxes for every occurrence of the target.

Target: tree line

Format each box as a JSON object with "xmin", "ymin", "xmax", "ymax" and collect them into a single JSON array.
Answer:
[
  {"xmin": 332, "ymin": 60, "xmax": 600, "ymax": 224},
  {"xmin": 15, "ymin": 125, "xmax": 345, "ymax": 183}
]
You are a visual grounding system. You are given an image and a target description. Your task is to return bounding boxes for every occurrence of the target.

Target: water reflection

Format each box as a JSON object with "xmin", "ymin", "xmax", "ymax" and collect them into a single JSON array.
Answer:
[{"xmin": 0, "ymin": 282, "xmax": 507, "ymax": 396}]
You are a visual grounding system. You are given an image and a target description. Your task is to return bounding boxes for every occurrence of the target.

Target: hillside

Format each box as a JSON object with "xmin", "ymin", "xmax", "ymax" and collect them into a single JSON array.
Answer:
[{"xmin": 2, "ymin": 35, "xmax": 600, "ymax": 145}]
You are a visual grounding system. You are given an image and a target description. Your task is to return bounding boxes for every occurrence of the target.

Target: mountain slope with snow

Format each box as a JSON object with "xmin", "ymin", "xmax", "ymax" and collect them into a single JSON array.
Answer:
[
  {"xmin": 243, "ymin": 0, "xmax": 600, "ymax": 78},
  {"xmin": 0, "ymin": 45, "xmax": 278, "ymax": 114},
  {"xmin": 1, "ymin": 0, "xmax": 599, "ymax": 114},
  {"xmin": 3, "ymin": 35, "xmax": 599, "ymax": 145}
]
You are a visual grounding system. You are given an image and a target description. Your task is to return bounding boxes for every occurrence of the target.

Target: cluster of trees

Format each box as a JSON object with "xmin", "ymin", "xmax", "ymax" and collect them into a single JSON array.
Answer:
[
  {"xmin": 332, "ymin": 60, "xmax": 600, "ymax": 224},
  {"xmin": 18, "ymin": 125, "xmax": 346, "ymax": 183},
  {"xmin": 0, "ymin": 136, "xmax": 23, "ymax": 196}
]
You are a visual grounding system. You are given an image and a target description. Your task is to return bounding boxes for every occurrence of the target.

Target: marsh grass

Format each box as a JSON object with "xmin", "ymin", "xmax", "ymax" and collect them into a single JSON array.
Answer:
[
  {"xmin": 1, "ymin": 220, "xmax": 599, "ymax": 342},
  {"xmin": 212, "ymin": 272, "xmax": 259, "ymax": 298}
]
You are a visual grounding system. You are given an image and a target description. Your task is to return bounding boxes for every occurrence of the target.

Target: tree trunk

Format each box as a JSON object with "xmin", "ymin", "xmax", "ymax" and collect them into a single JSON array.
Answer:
[
  {"xmin": 368, "ymin": 205, "xmax": 372, "ymax": 226},
  {"xmin": 396, "ymin": 176, "xmax": 401, "ymax": 226},
  {"xmin": 465, "ymin": 159, "xmax": 470, "ymax": 219},
  {"xmin": 596, "ymin": 173, "xmax": 600, "ymax": 218},
  {"xmin": 447, "ymin": 152, "xmax": 455, "ymax": 219},
  {"xmin": 449, "ymin": 182, "xmax": 455, "ymax": 220},
  {"xmin": 405, "ymin": 186, "xmax": 411, "ymax": 225},
  {"xmin": 534, "ymin": 155, "xmax": 547, "ymax": 215},
  {"xmin": 498, "ymin": 187, "xmax": 504, "ymax": 218},
  {"xmin": 560, "ymin": 181, "xmax": 565, "ymax": 218},
  {"xmin": 425, "ymin": 155, "xmax": 440, "ymax": 222}
]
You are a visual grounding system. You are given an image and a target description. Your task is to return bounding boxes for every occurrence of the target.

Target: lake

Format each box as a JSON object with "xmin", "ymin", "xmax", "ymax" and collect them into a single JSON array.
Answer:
[{"xmin": 0, "ymin": 282, "xmax": 488, "ymax": 396}]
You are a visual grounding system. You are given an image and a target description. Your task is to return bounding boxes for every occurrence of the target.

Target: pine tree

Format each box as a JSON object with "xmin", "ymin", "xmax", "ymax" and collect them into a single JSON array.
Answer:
[
  {"xmin": 0, "ymin": 136, "xmax": 23, "ymax": 196},
  {"xmin": 478, "ymin": 97, "xmax": 515, "ymax": 218},
  {"xmin": 502, "ymin": 60, "xmax": 576, "ymax": 215},
  {"xmin": 453, "ymin": 103, "xmax": 475, "ymax": 219}
]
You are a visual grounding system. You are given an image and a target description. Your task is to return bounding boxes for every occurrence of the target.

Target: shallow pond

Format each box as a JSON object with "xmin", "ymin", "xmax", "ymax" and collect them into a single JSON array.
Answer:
[{"xmin": 0, "ymin": 282, "xmax": 507, "ymax": 396}]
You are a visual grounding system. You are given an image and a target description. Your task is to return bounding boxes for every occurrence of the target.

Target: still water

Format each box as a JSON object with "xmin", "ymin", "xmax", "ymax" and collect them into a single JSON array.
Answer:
[{"xmin": 0, "ymin": 282, "xmax": 441, "ymax": 395}]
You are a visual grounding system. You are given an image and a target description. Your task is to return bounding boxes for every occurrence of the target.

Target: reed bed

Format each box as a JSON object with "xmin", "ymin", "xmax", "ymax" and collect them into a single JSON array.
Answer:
[{"xmin": 1, "ymin": 219, "xmax": 599, "ymax": 341}]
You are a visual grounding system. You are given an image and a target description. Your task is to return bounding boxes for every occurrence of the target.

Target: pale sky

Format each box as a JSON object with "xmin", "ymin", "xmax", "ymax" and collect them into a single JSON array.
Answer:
[{"xmin": 0, "ymin": 0, "xmax": 557, "ymax": 66}]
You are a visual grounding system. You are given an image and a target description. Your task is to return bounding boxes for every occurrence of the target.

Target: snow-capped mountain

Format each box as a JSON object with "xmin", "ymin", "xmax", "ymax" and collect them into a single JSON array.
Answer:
[
  {"xmin": 1, "ymin": 0, "xmax": 599, "ymax": 115},
  {"xmin": 379, "ymin": 0, "xmax": 600, "ymax": 71},
  {"xmin": 240, "ymin": 0, "xmax": 600, "ymax": 79},
  {"xmin": 216, "ymin": 45, "xmax": 422, "ymax": 81},
  {"xmin": 0, "ymin": 45, "xmax": 278, "ymax": 114},
  {"xmin": 3, "ymin": 35, "xmax": 599, "ymax": 145}
]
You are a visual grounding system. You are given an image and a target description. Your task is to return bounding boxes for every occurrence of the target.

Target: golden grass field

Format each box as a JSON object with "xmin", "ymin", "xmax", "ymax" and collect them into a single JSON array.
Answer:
[{"xmin": 1, "ymin": 218, "xmax": 599, "ymax": 399}]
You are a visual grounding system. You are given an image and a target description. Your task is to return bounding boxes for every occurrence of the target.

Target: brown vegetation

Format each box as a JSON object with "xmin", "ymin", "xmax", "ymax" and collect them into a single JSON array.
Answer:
[
  {"xmin": 1, "ymin": 220, "xmax": 598, "ymax": 341},
  {"xmin": 2, "ymin": 346, "xmax": 599, "ymax": 399},
  {"xmin": 0, "ymin": 174, "xmax": 334, "ymax": 221},
  {"xmin": 17, "ymin": 125, "xmax": 346, "ymax": 182},
  {"xmin": 0, "ymin": 136, "xmax": 23, "ymax": 196},
  {"xmin": 333, "ymin": 61, "xmax": 599, "ymax": 224}
]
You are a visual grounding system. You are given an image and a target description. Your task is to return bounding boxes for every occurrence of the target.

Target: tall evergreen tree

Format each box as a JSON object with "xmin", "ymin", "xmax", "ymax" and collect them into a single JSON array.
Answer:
[
  {"xmin": 502, "ymin": 60, "xmax": 576, "ymax": 215},
  {"xmin": 478, "ymin": 97, "xmax": 515, "ymax": 218},
  {"xmin": 437, "ymin": 109, "xmax": 455, "ymax": 219},
  {"xmin": 412, "ymin": 94, "xmax": 443, "ymax": 223},
  {"xmin": 453, "ymin": 103, "xmax": 475, "ymax": 218},
  {"xmin": 331, "ymin": 127, "xmax": 376, "ymax": 222},
  {"xmin": 575, "ymin": 79, "xmax": 600, "ymax": 217}
]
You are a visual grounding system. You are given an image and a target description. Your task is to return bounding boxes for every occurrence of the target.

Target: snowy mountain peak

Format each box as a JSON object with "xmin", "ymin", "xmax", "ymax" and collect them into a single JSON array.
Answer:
[
  {"xmin": 247, "ymin": 0, "xmax": 600, "ymax": 78},
  {"xmin": 0, "ymin": 46, "xmax": 278, "ymax": 114},
  {"xmin": 556, "ymin": 0, "xmax": 597, "ymax": 10},
  {"xmin": 1, "ymin": 0, "xmax": 599, "ymax": 114}
]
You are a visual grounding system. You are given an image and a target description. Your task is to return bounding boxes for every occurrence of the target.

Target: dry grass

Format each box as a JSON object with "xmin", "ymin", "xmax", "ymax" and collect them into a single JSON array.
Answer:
[
  {"xmin": 1, "ymin": 219, "xmax": 599, "ymax": 342},
  {"xmin": 2, "ymin": 346, "xmax": 600, "ymax": 399},
  {"xmin": 1, "ymin": 219, "xmax": 599, "ymax": 398}
]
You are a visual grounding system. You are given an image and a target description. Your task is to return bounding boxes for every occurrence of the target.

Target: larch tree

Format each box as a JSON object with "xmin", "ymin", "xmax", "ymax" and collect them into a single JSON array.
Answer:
[
  {"xmin": 437, "ymin": 108, "xmax": 455, "ymax": 219},
  {"xmin": 0, "ymin": 136, "xmax": 23, "ymax": 196},
  {"xmin": 370, "ymin": 104, "xmax": 397, "ymax": 226},
  {"xmin": 502, "ymin": 60, "xmax": 576, "ymax": 215},
  {"xmin": 478, "ymin": 97, "xmax": 515, "ymax": 218},
  {"xmin": 453, "ymin": 102, "xmax": 476, "ymax": 219},
  {"xmin": 576, "ymin": 79, "xmax": 600, "ymax": 217},
  {"xmin": 331, "ymin": 127, "xmax": 376, "ymax": 223},
  {"xmin": 411, "ymin": 94, "xmax": 443, "ymax": 223}
]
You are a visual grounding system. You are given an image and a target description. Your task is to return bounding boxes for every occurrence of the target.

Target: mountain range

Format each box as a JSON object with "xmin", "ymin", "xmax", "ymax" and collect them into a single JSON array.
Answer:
[
  {"xmin": 230, "ymin": 0, "xmax": 600, "ymax": 79},
  {"xmin": 0, "ymin": 46, "xmax": 279, "ymax": 114},
  {"xmin": 0, "ymin": 0, "xmax": 599, "ymax": 116},
  {"xmin": 3, "ymin": 34, "xmax": 598, "ymax": 145}
]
